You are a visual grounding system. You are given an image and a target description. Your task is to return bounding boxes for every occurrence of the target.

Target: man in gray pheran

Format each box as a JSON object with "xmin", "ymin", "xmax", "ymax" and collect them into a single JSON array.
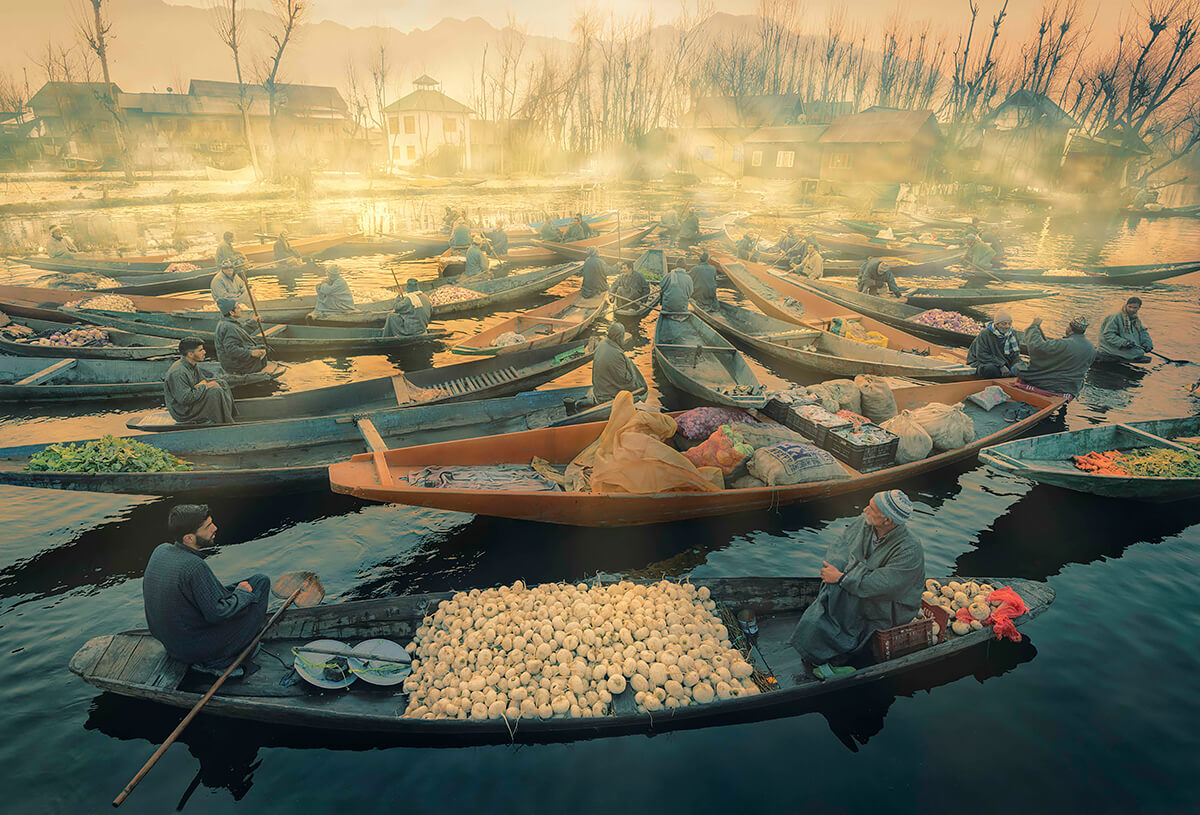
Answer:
[
  {"xmin": 790, "ymin": 490, "xmax": 925, "ymax": 673},
  {"xmin": 143, "ymin": 504, "xmax": 271, "ymax": 675},
  {"xmin": 163, "ymin": 337, "xmax": 234, "ymax": 425}
]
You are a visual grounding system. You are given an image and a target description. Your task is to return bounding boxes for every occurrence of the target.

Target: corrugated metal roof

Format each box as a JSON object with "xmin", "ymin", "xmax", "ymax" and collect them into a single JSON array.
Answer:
[
  {"xmin": 385, "ymin": 89, "xmax": 473, "ymax": 115},
  {"xmin": 188, "ymin": 80, "xmax": 347, "ymax": 113},
  {"xmin": 819, "ymin": 107, "xmax": 941, "ymax": 144}
]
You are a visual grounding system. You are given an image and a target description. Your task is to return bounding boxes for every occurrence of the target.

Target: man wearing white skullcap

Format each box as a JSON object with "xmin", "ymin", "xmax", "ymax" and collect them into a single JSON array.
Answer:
[{"xmin": 789, "ymin": 490, "xmax": 925, "ymax": 671}]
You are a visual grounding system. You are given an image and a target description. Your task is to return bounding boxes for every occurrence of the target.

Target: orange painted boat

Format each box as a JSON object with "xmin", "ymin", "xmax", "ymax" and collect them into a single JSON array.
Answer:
[
  {"xmin": 451, "ymin": 289, "xmax": 609, "ymax": 356},
  {"xmin": 714, "ymin": 256, "xmax": 968, "ymax": 365},
  {"xmin": 64, "ymin": 232, "xmax": 358, "ymax": 267},
  {"xmin": 438, "ymin": 225, "xmax": 655, "ymax": 275},
  {"xmin": 0, "ymin": 284, "xmax": 208, "ymax": 322},
  {"xmin": 329, "ymin": 380, "xmax": 1064, "ymax": 526}
]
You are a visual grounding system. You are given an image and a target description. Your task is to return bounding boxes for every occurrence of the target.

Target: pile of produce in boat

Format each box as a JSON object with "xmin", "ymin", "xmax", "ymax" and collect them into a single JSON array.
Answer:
[
  {"xmin": 912, "ymin": 309, "xmax": 983, "ymax": 333},
  {"xmin": 64, "ymin": 294, "xmax": 137, "ymax": 312},
  {"xmin": 921, "ymin": 579, "xmax": 1002, "ymax": 636},
  {"xmin": 163, "ymin": 262, "xmax": 199, "ymax": 274},
  {"xmin": 427, "ymin": 286, "xmax": 479, "ymax": 306},
  {"xmin": 829, "ymin": 318, "xmax": 888, "ymax": 348},
  {"xmin": 1072, "ymin": 447, "xmax": 1200, "ymax": 477},
  {"xmin": 682, "ymin": 426, "xmax": 754, "ymax": 474},
  {"xmin": 34, "ymin": 273, "xmax": 122, "ymax": 290},
  {"xmin": 348, "ymin": 286, "xmax": 397, "ymax": 304},
  {"xmin": 399, "ymin": 579, "xmax": 762, "ymax": 721},
  {"xmin": 25, "ymin": 435, "xmax": 193, "ymax": 473},
  {"xmin": 830, "ymin": 423, "xmax": 895, "ymax": 446},
  {"xmin": 794, "ymin": 404, "xmax": 852, "ymax": 431},
  {"xmin": 20, "ymin": 326, "xmax": 112, "ymax": 348}
]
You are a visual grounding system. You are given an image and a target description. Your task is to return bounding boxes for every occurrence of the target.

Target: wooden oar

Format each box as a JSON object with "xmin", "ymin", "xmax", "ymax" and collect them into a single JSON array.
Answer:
[
  {"xmin": 238, "ymin": 266, "xmax": 271, "ymax": 350},
  {"xmin": 1150, "ymin": 349, "xmax": 1192, "ymax": 365},
  {"xmin": 112, "ymin": 570, "xmax": 325, "ymax": 807}
]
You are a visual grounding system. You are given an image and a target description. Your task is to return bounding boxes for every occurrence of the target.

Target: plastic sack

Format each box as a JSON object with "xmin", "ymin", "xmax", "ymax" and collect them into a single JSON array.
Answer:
[
  {"xmin": 674, "ymin": 406, "xmax": 759, "ymax": 440},
  {"xmin": 803, "ymin": 383, "xmax": 841, "ymax": 413},
  {"xmin": 820, "ymin": 379, "xmax": 862, "ymax": 414},
  {"xmin": 726, "ymin": 421, "xmax": 808, "ymax": 450},
  {"xmin": 908, "ymin": 402, "xmax": 975, "ymax": 452},
  {"xmin": 747, "ymin": 442, "xmax": 849, "ymax": 486},
  {"xmin": 568, "ymin": 391, "xmax": 721, "ymax": 494},
  {"xmin": 987, "ymin": 586, "xmax": 1029, "ymax": 643},
  {"xmin": 861, "ymin": 331, "xmax": 889, "ymax": 348},
  {"xmin": 881, "ymin": 410, "xmax": 933, "ymax": 463},
  {"xmin": 965, "ymin": 384, "xmax": 1010, "ymax": 411},
  {"xmin": 682, "ymin": 426, "xmax": 755, "ymax": 475},
  {"xmin": 855, "ymin": 375, "xmax": 897, "ymax": 423}
]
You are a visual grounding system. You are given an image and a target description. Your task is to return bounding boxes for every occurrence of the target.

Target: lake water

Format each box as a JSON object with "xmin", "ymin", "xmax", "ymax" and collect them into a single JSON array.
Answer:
[{"xmin": 3, "ymin": 187, "xmax": 1199, "ymax": 813}]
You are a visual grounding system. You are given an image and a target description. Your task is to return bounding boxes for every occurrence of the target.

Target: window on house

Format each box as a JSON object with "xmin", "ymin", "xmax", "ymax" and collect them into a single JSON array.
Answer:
[
  {"xmin": 732, "ymin": 145, "xmax": 744, "ymax": 163},
  {"xmin": 829, "ymin": 151, "xmax": 852, "ymax": 168},
  {"xmin": 406, "ymin": 145, "xmax": 416, "ymax": 160},
  {"xmin": 443, "ymin": 117, "xmax": 457, "ymax": 134},
  {"xmin": 695, "ymin": 145, "xmax": 715, "ymax": 162},
  {"xmin": 776, "ymin": 151, "xmax": 795, "ymax": 168},
  {"xmin": 404, "ymin": 115, "xmax": 416, "ymax": 135},
  {"xmin": 750, "ymin": 150, "xmax": 763, "ymax": 167}
]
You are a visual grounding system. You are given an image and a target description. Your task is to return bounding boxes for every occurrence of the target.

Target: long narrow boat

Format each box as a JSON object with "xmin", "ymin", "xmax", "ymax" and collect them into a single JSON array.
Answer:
[
  {"xmin": 509, "ymin": 210, "xmax": 618, "ymax": 237},
  {"xmin": 0, "ymin": 386, "xmax": 623, "ymax": 495},
  {"xmin": 960, "ymin": 260, "xmax": 1200, "ymax": 286},
  {"xmin": 452, "ymin": 290, "xmax": 608, "ymax": 356},
  {"xmin": 818, "ymin": 249, "xmax": 968, "ymax": 278},
  {"xmin": 329, "ymin": 380, "xmax": 1064, "ymax": 526},
  {"xmin": 714, "ymin": 256, "xmax": 969, "ymax": 366},
  {"xmin": 125, "ymin": 341, "xmax": 595, "ymax": 431},
  {"xmin": 0, "ymin": 357, "xmax": 282, "ymax": 402},
  {"xmin": 693, "ymin": 301, "xmax": 974, "ymax": 380},
  {"xmin": 16, "ymin": 232, "xmax": 357, "ymax": 273},
  {"xmin": 0, "ymin": 284, "xmax": 208, "ymax": 322},
  {"xmin": 60, "ymin": 308, "xmax": 450, "ymax": 359},
  {"xmin": 68, "ymin": 576, "xmax": 1052, "ymax": 742},
  {"xmin": 814, "ymin": 231, "xmax": 959, "ymax": 259},
  {"xmin": 981, "ymin": 416, "xmax": 1200, "ymax": 501},
  {"xmin": 904, "ymin": 287, "xmax": 1050, "ymax": 309},
  {"xmin": 608, "ymin": 249, "xmax": 666, "ymax": 319},
  {"xmin": 0, "ymin": 315, "xmax": 176, "ymax": 360},
  {"xmin": 906, "ymin": 213, "xmax": 978, "ymax": 231},
  {"xmin": 653, "ymin": 311, "xmax": 768, "ymax": 408},
  {"xmin": 78, "ymin": 261, "xmax": 319, "ymax": 296},
  {"xmin": 441, "ymin": 225, "xmax": 654, "ymax": 275},
  {"xmin": 1123, "ymin": 204, "xmax": 1200, "ymax": 219},
  {"xmin": 794, "ymin": 279, "xmax": 984, "ymax": 347}
]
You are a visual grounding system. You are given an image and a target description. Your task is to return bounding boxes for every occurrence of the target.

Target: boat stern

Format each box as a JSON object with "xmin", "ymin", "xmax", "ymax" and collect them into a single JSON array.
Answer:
[{"xmin": 68, "ymin": 634, "xmax": 113, "ymax": 678}]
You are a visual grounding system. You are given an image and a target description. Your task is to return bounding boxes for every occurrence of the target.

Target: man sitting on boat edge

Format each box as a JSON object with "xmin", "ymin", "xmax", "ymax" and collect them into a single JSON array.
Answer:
[
  {"xmin": 143, "ymin": 504, "xmax": 270, "ymax": 677},
  {"xmin": 383, "ymin": 279, "xmax": 433, "ymax": 337},
  {"xmin": 164, "ymin": 337, "xmax": 234, "ymax": 425},
  {"xmin": 214, "ymin": 298, "xmax": 268, "ymax": 375},
  {"xmin": 1015, "ymin": 315, "xmax": 1096, "ymax": 399},
  {"xmin": 790, "ymin": 491, "xmax": 925, "ymax": 676},
  {"xmin": 966, "ymin": 309, "xmax": 1020, "ymax": 378},
  {"xmin": 1098, "ymin": 297, "xmax": 1153, "ymax": 363}
]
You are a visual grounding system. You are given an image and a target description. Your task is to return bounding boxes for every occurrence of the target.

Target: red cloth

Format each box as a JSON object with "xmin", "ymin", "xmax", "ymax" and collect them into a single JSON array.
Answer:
[
  {"xmin": 1014, "ymin": 380, "xmax": 1074, "ymax": 402},
  {"xmin": 987, "ymin": 586, "xmax": 1029, "ymax": 642}
]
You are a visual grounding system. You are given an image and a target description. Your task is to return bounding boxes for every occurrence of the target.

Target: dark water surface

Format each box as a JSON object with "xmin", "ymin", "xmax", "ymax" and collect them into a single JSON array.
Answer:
[{"xmin": 3, "ymin": 191, "xmax": 1200, "ymax": 813}]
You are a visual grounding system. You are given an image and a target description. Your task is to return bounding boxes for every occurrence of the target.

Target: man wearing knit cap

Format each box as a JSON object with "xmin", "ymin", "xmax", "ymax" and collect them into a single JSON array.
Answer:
[
  {"xmin": 1015, "ymin": 315, "xmax": 1096, "ymax": 397},
  {"xmin": 790, "ymin": 490, "xmax": 925, "ymax": 671},
  {"xmin": 589, "ymin": 322, "xmax": 646, "ymax": 404},
  {"xmin": 214, "ymin": 298, "xmax": 268, "ymax": 374},
  {"xmin": 967, "ymin": 309, "xmax": 1020, "ymax": 378}
]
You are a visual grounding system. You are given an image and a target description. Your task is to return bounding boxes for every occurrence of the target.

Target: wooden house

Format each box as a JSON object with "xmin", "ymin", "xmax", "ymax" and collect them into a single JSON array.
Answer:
[
  {"xmin": 1060, "ymin": 124, "xmax": 1150, "ymax": 191},
  {"xmin": 384, "ymin": 75, "xmax": 473, "ymax": 172},
  {"xmin": 977, "ymin": 91, "xmax": 1076, "ymax": 188},
  {"xmin": 742, "ymin": 126, "xmax": 826, "ymax": 181},
  {"xmin": 818, "ymin": 107, "xmax": 942, "ymax": 184}
]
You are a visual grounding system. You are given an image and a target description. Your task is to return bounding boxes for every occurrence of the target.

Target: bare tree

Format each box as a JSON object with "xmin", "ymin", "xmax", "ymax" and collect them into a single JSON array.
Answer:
[
  {"xmin": 942, "ymin": 0, "xmax": 1010, "ymax": 147},
  {"xmin": 74, "ymin": 0, "xmax": 133, "ymax": 179},
  {"xmin": 257, "ymin": 0, "xmax": 307, "ymax": 180},
  {"xmin": 211, "ymin": 0, "xmax": 262, "ymax": 177},
  {"xmin": 368, "ymin": 40, "xmax": 394, "ymax": 171}
]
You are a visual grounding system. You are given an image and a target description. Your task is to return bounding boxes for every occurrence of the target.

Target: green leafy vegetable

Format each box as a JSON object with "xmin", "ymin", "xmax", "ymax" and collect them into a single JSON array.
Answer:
[{"xmin": 26, "ymin": 435, "xmax": 194, "ymax": 473}]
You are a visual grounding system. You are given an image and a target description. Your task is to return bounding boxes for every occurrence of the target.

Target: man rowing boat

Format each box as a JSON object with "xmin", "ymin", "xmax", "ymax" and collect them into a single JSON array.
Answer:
[
  {"xmin": 215, "ymin": 298, "xmax": 268, "ymax": 375},
  {"xmin": 143, "ymin": 504, "xmax": 271, "ymax": 676}
]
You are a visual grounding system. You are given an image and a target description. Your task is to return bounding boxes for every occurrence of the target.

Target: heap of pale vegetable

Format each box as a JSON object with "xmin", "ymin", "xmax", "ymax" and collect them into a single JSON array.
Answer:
[
  {"xmin": 21, "ymin": 327, "xmax": 113, "ymax": 348},
  {"xmin": 920, "ymin": 579, "xmax": 1002, "ymax": 636},
  {"xmin": 427, "ymin": 286, "xmax": 479, "ymax": 306},
  {"xmin": 64, "ymin": 295, "xmax": 137, "ymax": 312},
  {"xmin": 400, "ymin": 579, "xmax": 761, "ymax": 721},
  {"xmin": 911, "ymin": 309, "xmax": 983, "ymax": 334}
]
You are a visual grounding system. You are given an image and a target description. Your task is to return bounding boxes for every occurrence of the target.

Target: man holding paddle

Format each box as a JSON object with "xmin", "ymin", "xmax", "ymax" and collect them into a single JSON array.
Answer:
[{"xmin": 143, "ymin": 504, "xmax": 271, "ymax": 677}]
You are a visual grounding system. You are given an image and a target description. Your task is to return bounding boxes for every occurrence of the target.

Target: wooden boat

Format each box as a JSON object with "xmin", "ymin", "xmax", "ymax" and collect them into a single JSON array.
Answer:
[
  {"xmin": 818, "ymin": 249, "xmax": 968, "ymax": 278},
  {"xmin": 506, "ymin": 210, "xmax": 618, "ymax": 238},
  {"xmin": 714, "ymin": 256, "xmax": 969, "ymax": 366},
  {"xmin": 835, "ymin": 219, "xmax": 921, "ymax": 239},
  {"xmin": 36, "ymin": 261, "xmax": 318, "ymax": 297},
  {"xmin": 960, "ymin": 260, "xmax": 1200, "ymax": 286},
  {"xmin": 0, "ymin": 357, "xmax": 282, "ymax": 403},
  {"xmin": 904, "ymin": 287, "xmax": 1050, "ymax": 309},
  {"xmin": 440, "ymin": 225, "xmax": 654, "ymax": 275},
  {"xmin": 68, "ymin": 576, "xmax": 1052, "ymax": 742},
  {"xmin": 125, "ymin": 341, "xmax": 595, "ymax": 431},
  {"xmin": 452, "ymin": 290, "xmax": 607, "ymax": 356},
  {"xmin": 18, "ymin": 232, "xmax": 358, "ymax": 272},
  {"xmin": 0, "ymin": 315, "xmax": 176, "ymax": 360},
  {"xmin": 693, "ymin": 301, "xmax": 974, "ymax": 380},
  {"xmin": 906, "ymin": 213, "xmax": 978, "ymax": 231},
  {"xmin": 0, "ymin": 284, "xmax": 208, "ymax": 322},
  {"xmin": 329, "ymin": 380, "xmax": 1066, "ymax": 525},
  {"xmin": 59, "ymin": 308, "xmax": 451, "ymax": 359},
  {"xmin": 1123, "ymin": 204, "xmax": 1200, "ymax": 219},
  {"xmin": 0, "ymin": 386, "xmax": 624, "ymax": 495},
  {"xmin": 981, "ymin": 416, "xmax": 1200, "ymax": 502},
  {"xmin": 794, "ymin": 280, "xmax": 983, "ymax": 347},
  {"xmin": 653, "ymin": 311, "xmax": 768, "ymax": 408},
  {"xmin": 814, "ymin": 231, "xmax": 957, "ymax": 259}
]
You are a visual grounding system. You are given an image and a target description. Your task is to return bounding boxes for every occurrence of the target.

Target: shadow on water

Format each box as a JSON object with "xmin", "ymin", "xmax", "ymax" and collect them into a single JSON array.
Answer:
[
  {"xmin": 80, "ymin": 635, "xmax": 1039, "ymax": 808},
  {"xmin": 0, "ymin": 489, "xmax": 363, "ymax": 605},
  {"xmin": 954, "ymin": 485, "xmax": 1200, "ymax": 581}
]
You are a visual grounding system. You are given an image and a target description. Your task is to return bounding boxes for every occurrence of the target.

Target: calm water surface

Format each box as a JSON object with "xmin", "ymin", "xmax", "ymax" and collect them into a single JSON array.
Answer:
[{"xmin": 3, "ymin": 189, "xmax": 1199, "ymax": 813}]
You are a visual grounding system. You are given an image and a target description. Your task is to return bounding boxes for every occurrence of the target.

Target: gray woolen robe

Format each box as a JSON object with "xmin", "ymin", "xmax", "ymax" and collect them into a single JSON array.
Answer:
[
  {"xmin": 210, "ymin": 272, "xmax": 250, "ymax": 306},
  {"xmin": 314, "ymin": 272, "xmax": 356, "ymax": 315},
  {"xmin": 592, "ymin": 337, "xmax": 645, "ymax": 402},
  {"xmin": 688, "ymin": 262, "xmax": 719, "ymax": 309},
  {"xmin": 142, "ymin": 542, "xmax": 269, "ymax": 668},
  {"xmin": 215, "ymin": 315, "xmax": 267, "ymax": 374},
  {"xmin": 660, "ymin": 270, "xmax": 694, "ymax": 314},
  {"xmin": 1099, "ymin": 311, "xmax": 1153, "ymax": 360},
  {"xmin": 164, "ymin": 359, "xmax": 234, "ymax": 424},
  {"xmin": 382, "ymin": 293, "xmax": 432, "ymax": 337},
  {"xmin": 790, "ymin": 515, "xmax": 925, "ymax": 663},
  {"xmin": 580, "ymin": 255, "xmax": 612, "ymax": 298},
  {"xmin": 1015, "ymin": 325, "xmax": 1096, "ymax": 396}
]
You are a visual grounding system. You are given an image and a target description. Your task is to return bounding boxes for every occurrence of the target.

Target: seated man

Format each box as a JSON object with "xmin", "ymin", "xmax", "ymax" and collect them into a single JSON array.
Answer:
[
  {"xmin": 164, "ymin": 338, "xmax": 234, "ymax": 425},
  {"xmin": 47, "ymin": 224, "xmax": 79, "ymax": 257},
  {"xmin": 966, "ymin": 309, "xmax": 1020, "ymax": 377},
  {"xmin": 464, "ymin": 237, "xmax": 490, "ymax": 278},
  {"xmin": 580, "ymin": 247, "xmax": 614, "ymax": 299},
  {"xmin": 563, "ymin": 213, "xmax": 594, "ymax": 243},
  {"xmin": 688, "ymin": 251, "xmax": 719, "ymax": 310},
  {"xmin": 210, "ymin": 258, "xmax": 251, "ymax": 307},
  {"xmin": 143, "ymin": 504, "xmax": 271, "ymax": 675},
  {"xmin": 214, "ymin": 298, "xmax": 268, "ymax": 375},
  {"xmin": 1015, "ymin": 316, "xmax": 1096, "ymax": 397},
  {"xmin": 677, "ymin": 207, "xmax": 701, "ymax": 248},
  {"xmin": 794, "ymin": 241, "xmax": 824, "ymax": 279},
  {"xmin": 484, "ymin": 225, "xmax": 509, "ymax": 257},
  {"xmin": 777, "ymin": 226, "xmax": 803, "ymax": 259},
  {"xmin": 538, "ymin": 217, "xmax": 564, "ymax": 242},
  {"xmin": 790, "ymin": 490, "xmax": 925, "ymax": 671},
  {"xmin": 215, "ymin": 231, "xmax": 246, "ymax": 268},
  {"xmin": 858, "ymin": 258, "xmax": 903, "ymax": 297},
  {"xmin": 1099, "ymin": 296, "xmax": 1153, "ymax": 363},
  {"xmin": 590, "ymin": 322, "xmax": 646, "ymax": 404},
  {"xmin": 383, "ymin": 279, "xmax": 433, "ymax": 337},
  {"xmin": 273, "ymin": 228, "xmax": 303, "ymax": 264},
  {"xmin": 965, "ymin": 231, "xmax": 996, "ymax": 269},
  {"xmin": 314, "ymin": 264, "xmax": 356, "ymax": 316},
  {"xmin": 735, "ymin": 231, "xmax": 759, "ymax": 261},
  {"xmin": 660, "ymin": 266, "xmax": 694, "ymax": 316},
  {"xmin": 448, "ymin": 219, "xmax": 471, "ymax": 250},
  {"xmin": 610, "ymin": 261, "xmax": 651, "ymax": 304},
  {"xmin": 442, "ymin": 206, "xmax": 460, "ymax": 233}
]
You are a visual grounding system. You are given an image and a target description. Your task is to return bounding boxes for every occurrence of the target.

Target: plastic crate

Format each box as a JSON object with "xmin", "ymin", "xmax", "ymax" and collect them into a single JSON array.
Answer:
[
  {"xmin": 872, "ymin": 614, "xmax": 935, "ymax": 662},
  {"xmin": 824, "ymin": 424, "xmax": 899, "ymax": 470},
  {"xmin": 762, "ymin": 397, "xmax": 792, "ymax": 423},
  {"xmin": 792, "ymin": 412, "xmax": 852, "ymax": 447}
]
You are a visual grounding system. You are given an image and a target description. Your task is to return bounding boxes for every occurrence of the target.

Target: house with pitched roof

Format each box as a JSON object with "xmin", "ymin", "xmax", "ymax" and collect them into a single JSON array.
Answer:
[
  {"xmin": 818, "ymin": 107, "xmax": 942, "ymax": 184},
  {"xmin": 976, "ymin": 91, "xmax": 1077, "ymax": 187},
  {"xmin": 384, "ymin": 75, "xmax": 473, "ymax": 171}
]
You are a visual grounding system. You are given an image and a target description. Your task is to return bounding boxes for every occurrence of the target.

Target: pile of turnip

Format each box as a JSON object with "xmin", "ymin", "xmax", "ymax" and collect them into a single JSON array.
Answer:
[
  {"xmin": 65, "ymin": 295, "xmax": 137, "ymax": 313},
  {"xmin": 400, "ymin": 580, "xmax": 762, "ymax": 721},
  {"xmin": 23, "ymin": 327, "xmax": 112, "ymax": 348},
  {"xmin": 921, "ymin": 578, "xmax": 1003, "ymax": 636}
]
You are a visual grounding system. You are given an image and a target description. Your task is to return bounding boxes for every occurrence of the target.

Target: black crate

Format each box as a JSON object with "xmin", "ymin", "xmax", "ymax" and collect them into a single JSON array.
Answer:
[
  {"xmin": 824, "ymin": 425, "xmax": 899, "ymax": 471},
  {"xmin": 793, "ymin": 412, "xmax": 851, "ymax": 447},
  {"xmin": 762, "ymin": 397, "xmax": 792, "ymax": 423}
]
